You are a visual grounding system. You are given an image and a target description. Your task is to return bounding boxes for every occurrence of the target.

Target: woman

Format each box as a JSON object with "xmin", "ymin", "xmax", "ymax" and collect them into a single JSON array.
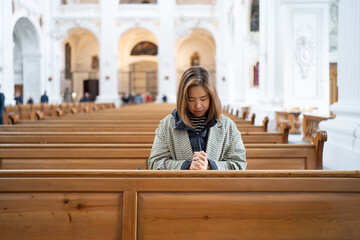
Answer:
[{"xmin": 148, "ymin": 66, "xmax": 246, "ymax": 170}]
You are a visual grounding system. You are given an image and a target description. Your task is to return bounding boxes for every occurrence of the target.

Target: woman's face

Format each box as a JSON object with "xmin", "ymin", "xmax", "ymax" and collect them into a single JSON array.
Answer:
[{"xmin": 186, "ymin": 86, "xmax": 210, "ymax": 117}]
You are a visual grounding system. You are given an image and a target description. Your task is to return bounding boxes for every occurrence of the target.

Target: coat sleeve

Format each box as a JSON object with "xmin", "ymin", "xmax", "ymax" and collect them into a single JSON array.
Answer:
[
  {"xmin": 211, "ymin": 121, "xmax": 247, "ymax": 170},
  {"xmin": 148, "ymin": 120, "xmax": 188, "ymax": 170}
]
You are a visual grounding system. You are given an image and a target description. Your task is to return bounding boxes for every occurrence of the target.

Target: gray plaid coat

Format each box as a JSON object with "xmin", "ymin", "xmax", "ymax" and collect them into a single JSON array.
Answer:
[{"xmin": 148, "ymin": 114, "xmax": 247, "ymax": 170}]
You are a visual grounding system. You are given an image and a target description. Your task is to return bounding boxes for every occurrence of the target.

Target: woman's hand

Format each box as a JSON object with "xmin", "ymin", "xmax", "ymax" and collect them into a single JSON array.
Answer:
[{"xmin": 190, "ymin": 151, "xmax": 209, "ymax": 170}]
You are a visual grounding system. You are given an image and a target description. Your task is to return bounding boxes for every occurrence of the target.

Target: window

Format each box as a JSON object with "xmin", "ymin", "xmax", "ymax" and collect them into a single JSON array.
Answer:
[
  {"xmin": 65, "ymin": 43, "xmax": 71, "ymax": 78},
  {"xmin": 250, "ymin": 0, "xmax": 259, "ymax": 32}
]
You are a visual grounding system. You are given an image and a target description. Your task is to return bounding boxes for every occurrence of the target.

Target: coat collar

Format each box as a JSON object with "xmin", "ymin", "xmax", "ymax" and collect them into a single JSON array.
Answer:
[
  {"xmin": 171, "ymin": 109, "xmax": 223, "ymax": 158},
  {"xmin": 172, "ymin": 108, "xmax": 218, "ymax": 131}
]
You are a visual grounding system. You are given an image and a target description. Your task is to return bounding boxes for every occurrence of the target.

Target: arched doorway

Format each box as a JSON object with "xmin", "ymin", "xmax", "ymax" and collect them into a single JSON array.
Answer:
[
  {"xmin": 13, "ymin": 17, "xmax": 41, "ymax": 104},
  {"xmin": 175, "ymin": 28, "xmax": 216, "ymax": 85},
  {"xmin": 61, "ymin": 28, "xmax": 100, "ymax": 102},
  {"xmin": 118, "ymin": 28, "xmax": 158, "ymax": 101}
]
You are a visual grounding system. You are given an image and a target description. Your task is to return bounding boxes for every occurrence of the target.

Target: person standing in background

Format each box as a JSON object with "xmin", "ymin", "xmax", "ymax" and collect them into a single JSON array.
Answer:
[
  {"xmin": 80, "ymin": 92, "xmax": 91, "ymax": 102},
  {"xmin": 27, "ymin": 97, "xmax": 34, "ymax": 105},
  {"xmin": 145, "ymin": 92, "xmax": 152, "ymax": 103},
  {"xmin": 40, "ymin": 91, "xmax": 49, "ymax": 103},
  {"xmin": 14, "ymin": 92, "xmax": 23, "ymax": 105},
  {"xmin": 0, "ymin": 85, "xmax": 5, "ymax": 125}
]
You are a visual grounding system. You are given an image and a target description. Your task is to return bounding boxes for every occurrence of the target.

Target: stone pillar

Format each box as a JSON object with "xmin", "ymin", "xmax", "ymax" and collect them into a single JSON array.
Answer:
[
  {"xmin": 222, "ymin": 1, "xmax": 239, "ymax": 104},
  {"xmin": 0, "ymin": 0, "xmax": 15, "ymax": 105},
  {"xmin": 215, "ymin": 0, "xmax": 230, "ymax": 104},
  {"xmin": 280, "ymin": 0, "xmax": 330, "ymax": 113},
  {"xmin": 157, "ymin": 0, "xmax": 176, "ymax": 103},
  {"xmin": 45, "ymin": 0, "xmax": 62, "ymax": 104},
  {"xmin": 22, "ymin": 53, "xmax": 41, "ymax": 103},
  {"xmin": 320, "ymin": 0, "xmax": 360, "ymax": 169},
  {"xmin": 259, "ymin": 0, "xmax": 277, "ymax": 105},
  {"xmin": 97, "ymin": 0, "xmax": 119, "ymax": 106},
  {"xmin": 249, "ymin": 0, "xmax": 281, "ymax": 128},
  {"xmin": 232, "ymin": 0, "xmax": 246, "ymax": 104}
]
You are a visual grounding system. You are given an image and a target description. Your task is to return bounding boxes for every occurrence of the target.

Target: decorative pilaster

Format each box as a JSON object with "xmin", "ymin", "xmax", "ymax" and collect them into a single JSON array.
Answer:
[
  {"xmin": 216, "ymin": 0, "xmax": 232, "ymax": 104},
  {"xmin": 280, "ymin": 0, "xmax": 330, "ymax": 113},
  {"xmin": 0, "ymin": 0, "xmax": 15, "ymax": 105},
  {"xmin": 45, "ymin": 0, "xmax": 62, "ymax": 104},
  {"xmin": 231, "ymin": 0, "xmax": 246, "ymax": 104},
  {"xmin": 157, "ymin": 0, "xmax": 176, "ymax": 103},
  {"xmin": 97, "ymin": 0, "xmax": 119, "ymax": 106},
  {"xmin": 22, "ymin": 53, "xmax": 41, "ymax": 103},
  {"xmin": 320, "ymin": 0, "xmax": 360, "ymax": 169},
  {"xmin": 259, "ymin": 0, "xmax": 278, "ymax": 105}
]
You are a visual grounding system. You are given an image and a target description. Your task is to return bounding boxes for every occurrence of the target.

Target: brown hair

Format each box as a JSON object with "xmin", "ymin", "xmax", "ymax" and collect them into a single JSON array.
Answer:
[{"xmin": 177, "ymin": 66, "xmax": 221, "ymax": 128}]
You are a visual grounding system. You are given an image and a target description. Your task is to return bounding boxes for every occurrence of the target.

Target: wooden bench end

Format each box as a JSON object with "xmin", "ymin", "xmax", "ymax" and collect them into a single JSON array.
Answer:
[
  {"xmin": 262, "ymin": 116, "xmax": 269, "ymax": 132},
  {"xmin": 311, "ymin": 130, "xmax": 327, "ymax": 170},
  {"xmin": 280, "ymin": 120, "xmax": 291, "ymax": 143}
]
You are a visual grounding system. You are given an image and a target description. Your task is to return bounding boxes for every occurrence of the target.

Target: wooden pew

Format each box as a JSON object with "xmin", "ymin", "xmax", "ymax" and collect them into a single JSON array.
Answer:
[
  {"xmin": 0, "ymin": 131, "xmax": 327, "ymax": 170},
  {"xmin": 0, "ymin": 116, "xmax": 269, "ymax": 132},
  {"xmin": 0, "ymin": 122, "xmax": 268, "ymax": 133},
  {"xmin": 6, "ymin": 105, "xmax": 20, "ymax": 124},
  {"xmin": 276, "ymin": 111, "xmax": 302, "ymax": 134},
  {"xmin": 0, "ymin": 121, "xmax": 289, "ymax": 144},
  {"xmin": 18, "ymin": 114, "xmax": 257, "ymax": 126},
  {"xmin": 0, "ymin": 144, "xmax": 150, "ymax": 170},
  {"xmin": 0, "ymin": 170, "xmax": 359, "ymax": 240},
  {"xmin": 302, "ymin": 113, "xmax": 335, "ymax": 142}
]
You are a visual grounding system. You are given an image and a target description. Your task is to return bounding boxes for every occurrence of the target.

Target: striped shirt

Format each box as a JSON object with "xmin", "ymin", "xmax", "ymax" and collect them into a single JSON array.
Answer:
[{"xmin": 189, "ymin": 116, "xmax": 208, "ymax": 134}]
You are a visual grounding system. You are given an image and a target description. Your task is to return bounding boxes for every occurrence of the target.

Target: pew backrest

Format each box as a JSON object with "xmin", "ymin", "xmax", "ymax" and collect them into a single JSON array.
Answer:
[
  {"xmin": 0, "ymin": 170, "xmax": 359, "ymax": 240},
  {"xmin": 0, "ymin": 131, "xmax": 326, "ymax": 170}
]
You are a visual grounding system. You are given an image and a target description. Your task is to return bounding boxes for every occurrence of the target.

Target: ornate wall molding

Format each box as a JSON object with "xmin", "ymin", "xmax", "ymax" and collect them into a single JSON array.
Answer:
[
  {"xmin": 289, "ymin": 7, "xmax": 325, "ymax": 99},
  {"xmin": 294, "ymin": 25, "xmax": 316, "ymax": 79},
  {"xmin": 329, "ymin": 0, "xmax": 338, "ymax": 52}
]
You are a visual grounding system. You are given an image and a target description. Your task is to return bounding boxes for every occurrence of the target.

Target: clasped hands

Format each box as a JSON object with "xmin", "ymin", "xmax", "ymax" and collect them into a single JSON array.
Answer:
[{"xmin": 190, "ymin": 151, "xmax": 209, "ymax": 170}]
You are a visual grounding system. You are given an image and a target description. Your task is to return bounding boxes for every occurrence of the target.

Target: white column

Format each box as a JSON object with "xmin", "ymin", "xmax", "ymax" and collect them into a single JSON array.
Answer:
[
  {"xmin": 0, "ymin": 0, "xmax": 15, "ymax": 105},
  {"xmin": 259, "ymin": 0, "xmax": 277, "ymax": 105},
  {"xmin": 216, "ymin": 0, "xmax": 230, "ymax": 104},
  {"xmin": 223, "ymin": 0, "xmax": 237, "ymax": 105},
  {"xmin": 232, "ymin": 0, "xmax": 246, "ymax": 105},
  {"xmin": 320, "ymin": 0, "xmax": 360, "ymax": 169},
  {"xmin": 22, "ymin": 53, "xmax": 41, "ymax": 103},
  {"xmin": 280, "ymin": 0, "xmax": 330, "ymax": 113},
  {"xmin": 157, "ymin": 0, "xmax": 176, "ymax": 103},
  {"xmin": 250, "ymin": 0, "xmax": 281, "ymax": 128},
  {"xmin": 258, "ymin": 0, "xmax": 268, "ymax": 103},
  {"xmin": 44, "ymin": 0, "xmax": 62, "ymax": 104},
  {"xmin": 97, "ymin": 0, "xmax": 119, "ymax": 106}
]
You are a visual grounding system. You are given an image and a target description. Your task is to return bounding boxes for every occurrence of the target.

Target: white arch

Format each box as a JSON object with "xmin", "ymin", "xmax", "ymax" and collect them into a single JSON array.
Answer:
[
  {"xmin": 58, "ymin": 21, "xmax": 100, "ymax": 43},
  {"xmin": 175, "ymin": 21, "xmax": 219, "ymax": 53},
  {"xmin": 12, "ymin": 14, "xmax": 42, "ymax": 104},
  {"xmin": 116, "ymin": 22, "xmax": 160, "ymax": 43},
  {"xmin": 12, "ymin": 10, "xmax": 42, "ymax": 50},
  {"xmin": 175, "ymin": 29, "xmax": 216, "ymax": 56},
  {"xmin": 13, "ymin": 18, "xmax": 40, "ymax": 53}
]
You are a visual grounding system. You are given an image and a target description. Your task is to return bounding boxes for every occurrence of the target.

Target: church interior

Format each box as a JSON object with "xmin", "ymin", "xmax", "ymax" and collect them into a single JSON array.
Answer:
[{"xmin": 0, "ymin": 0, "xmax": 360, "ymax": 238}]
